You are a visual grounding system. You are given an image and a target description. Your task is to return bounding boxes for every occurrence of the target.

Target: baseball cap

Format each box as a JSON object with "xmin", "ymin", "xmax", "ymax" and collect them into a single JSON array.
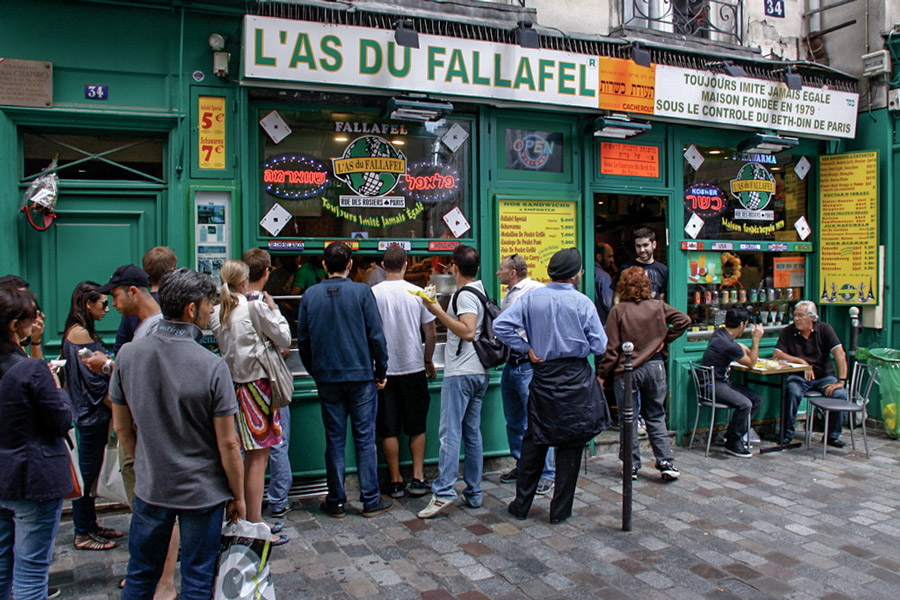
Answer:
[{"xmin": 98, "ymin": 265, "xmax": 150, "ymax": 293}]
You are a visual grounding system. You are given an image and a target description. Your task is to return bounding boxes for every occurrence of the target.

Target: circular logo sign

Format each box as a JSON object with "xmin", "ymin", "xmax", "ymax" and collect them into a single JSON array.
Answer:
[
  {"xmin": 684, "ymin": 182, "xmax": 728, "ymax": 218},
  {"xmin": 332, "ymin": 136, "xmax": 407, "ymax": 197},
  {"xmin": 730, "ymin": 163, "xmax": 776, "ymax": 211}
]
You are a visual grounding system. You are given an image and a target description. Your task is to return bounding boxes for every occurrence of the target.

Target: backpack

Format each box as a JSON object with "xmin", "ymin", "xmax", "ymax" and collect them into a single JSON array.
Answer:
[{"xmin": 450, "ymin": 286, "xmax": 510, "ymax": 369}]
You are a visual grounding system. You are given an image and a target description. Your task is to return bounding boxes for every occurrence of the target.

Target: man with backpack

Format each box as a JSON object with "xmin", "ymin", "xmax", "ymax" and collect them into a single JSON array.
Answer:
[{"xmin": 417, "ymin": 245, "xmax": 490, "ymax": 519}]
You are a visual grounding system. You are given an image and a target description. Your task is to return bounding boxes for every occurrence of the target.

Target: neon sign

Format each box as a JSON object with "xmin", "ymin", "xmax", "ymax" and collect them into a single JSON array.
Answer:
[
  {"xmin": 263, "ymin": 154, "xmax": 329, "ymax": 200},
  {"xmin": 684, "ymin": 182, "xmax": 728, "ymax": 218},
  {"xmin": 399, "ymin": 162, "xmax": 460, "ymax": 202}
]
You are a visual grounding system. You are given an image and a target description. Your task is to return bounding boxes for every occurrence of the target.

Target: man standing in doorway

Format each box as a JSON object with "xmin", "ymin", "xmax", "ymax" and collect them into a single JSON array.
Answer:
[
  {"xmin": 371, "ymin": 246, "xmax": 437, "ymax": 498},
  {"xmin": 495, "ymin": 254, "xmax": 553, "ymax": 495},
  {"xmin": 417, "ymin": 245, "xmax": 489, "ymax": 519},
  {"xmin": 594, "ymin": 243, "xmax": 616, "ymax": 326},
  {"xmin": 297, "ymin": 243, "xmax": 392, "ymax": 518},
  {"xmin": 620, "ymin": 227, "xmax": 668, "ymax": 301}
]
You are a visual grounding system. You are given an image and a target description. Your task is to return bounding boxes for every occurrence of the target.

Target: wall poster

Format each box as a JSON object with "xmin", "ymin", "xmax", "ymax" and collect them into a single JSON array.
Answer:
[
  {"xmin": 818, "ymin": 151, "xmax": 878, "ymax": 305},
  {"xmin": 498, "ymin": 199, "xmax": 577, "ymax": 286}
]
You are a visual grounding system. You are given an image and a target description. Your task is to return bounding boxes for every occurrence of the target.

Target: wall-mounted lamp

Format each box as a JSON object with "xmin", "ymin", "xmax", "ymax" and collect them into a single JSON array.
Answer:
[
  {"xmin": 591, "ymin": 114, "xmax": 652, "ymax": 139},
  {"xmin": 710, "ymin": 60, "xmax": 747, "ymax": 78},
  {"xmin": 737, "ymin": 133, "xmax": 799, "ymax": 154},
  {"xmin": 386, "ymin": 95, "xmax": 453, "ymax": 122},
  {"xmin": 630, "ymin": 41, "xmax": 652, "ymax": 68},
  {"xmin": 395, "ymin": 20, "xmax": 419, "ymax": 49},
  {"xmin": 783, "ymin": 66, "xmax": 803, "ymax": 91},
  {"xmin": 516, "ymin": 21, "xmax": 540, "ymax": 49},
  {"xmin": 209, "ymin": 33, "xmax": 230, "ymax": 77}
]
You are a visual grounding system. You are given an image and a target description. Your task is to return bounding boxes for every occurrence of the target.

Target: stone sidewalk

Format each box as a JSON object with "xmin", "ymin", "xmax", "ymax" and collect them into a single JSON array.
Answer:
[{"xmin": 50, "ymin": 430, "xmax": 900, "ymax": 599}]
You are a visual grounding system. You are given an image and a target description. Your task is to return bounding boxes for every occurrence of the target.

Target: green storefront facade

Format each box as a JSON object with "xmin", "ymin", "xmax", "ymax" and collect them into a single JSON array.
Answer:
[{"xmin": 2, "ymin": 1, "xmax": 896, "ymax": 479}]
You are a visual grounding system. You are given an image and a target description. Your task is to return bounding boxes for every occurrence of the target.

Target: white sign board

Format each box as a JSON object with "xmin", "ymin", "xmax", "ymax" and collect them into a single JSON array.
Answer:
[{"xmin": 653, "ymin": 66, "xmax": 857, "ymax": 139}]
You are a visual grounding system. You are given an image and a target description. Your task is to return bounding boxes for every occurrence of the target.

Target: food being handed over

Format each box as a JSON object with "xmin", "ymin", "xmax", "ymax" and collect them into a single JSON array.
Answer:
[{"xmin": 408, "ymin": 284, "xmax": 438, "ymax": 303}]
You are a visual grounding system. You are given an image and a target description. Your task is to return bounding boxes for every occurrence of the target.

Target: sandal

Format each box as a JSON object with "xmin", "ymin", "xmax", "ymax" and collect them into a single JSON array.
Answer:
[
  {"xmin": 74, "ymin": 532, "xmax": 118, "ymax": 551},
  {"xmin": 91, "ymin": 525, "xmax": 124, "ymax": 539}
]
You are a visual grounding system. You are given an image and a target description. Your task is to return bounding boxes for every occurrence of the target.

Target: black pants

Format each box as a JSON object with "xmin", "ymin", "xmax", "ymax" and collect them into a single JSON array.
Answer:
[{"xmin": 509, "ymin": 430, "xmax": 583, "ymax": 522}]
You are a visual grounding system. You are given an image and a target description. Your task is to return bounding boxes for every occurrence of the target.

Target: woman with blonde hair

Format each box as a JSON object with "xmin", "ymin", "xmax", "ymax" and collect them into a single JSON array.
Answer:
[{"xmin": 209, "ymin": 259, "xmax": 291, "ymax": 545}]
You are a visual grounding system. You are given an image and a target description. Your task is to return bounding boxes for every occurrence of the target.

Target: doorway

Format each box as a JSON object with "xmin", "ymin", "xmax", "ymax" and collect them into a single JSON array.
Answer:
[{"xmin": 594, "ymin": 192, "xmax": 668, "ymax": 286}]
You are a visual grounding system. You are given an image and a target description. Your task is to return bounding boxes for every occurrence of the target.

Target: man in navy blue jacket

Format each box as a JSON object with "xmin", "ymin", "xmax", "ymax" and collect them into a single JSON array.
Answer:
[{"xmin": 297, "ymin": 242, "xmax": 392, "ymax": 518}]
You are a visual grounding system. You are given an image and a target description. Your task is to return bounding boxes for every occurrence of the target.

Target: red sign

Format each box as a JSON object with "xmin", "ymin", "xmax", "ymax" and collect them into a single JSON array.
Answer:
[
  {"xmin": 680, "ymin": 241, "xmax": 705, "ymax": 250},
  {"xmin": 600, "ymin": 142, "xmax": 659, "ymax": 178},
  {"xmin": 263, "ymin": 154, "xmax": 329, "ymax": 200},
  {"xmin": 429, "ymin": 240, "xmax": 460, "ymax": 251}
]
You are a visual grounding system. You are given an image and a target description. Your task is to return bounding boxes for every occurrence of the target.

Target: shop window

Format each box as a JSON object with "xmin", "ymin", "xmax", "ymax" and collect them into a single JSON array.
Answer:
[
  {"xmin": 682, "ymin": 145, "xmax": 808, "ymax": 242},
  {"xmin": 22, "ymin": 132, "xmax": 165, "ymax": 182},
  {"xmin": 257, "ymin": 109, "xmax": 472, "ymax": 240}
]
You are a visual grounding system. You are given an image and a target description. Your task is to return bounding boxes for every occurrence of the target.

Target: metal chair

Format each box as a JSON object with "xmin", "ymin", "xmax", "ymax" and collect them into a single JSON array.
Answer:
[
  {"xmin": 689, "ymin": 363, "xmax": 750, "ymax": 457},
  {"xmin": 805, "ymin": 362, "xmax": 878, "ymax": 458}
]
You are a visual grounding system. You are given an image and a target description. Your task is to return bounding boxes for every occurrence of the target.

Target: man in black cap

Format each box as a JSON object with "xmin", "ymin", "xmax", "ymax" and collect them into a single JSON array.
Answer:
[{"xmin": 494, "ymin": 248, "xmax": 611, "ymax": 524}]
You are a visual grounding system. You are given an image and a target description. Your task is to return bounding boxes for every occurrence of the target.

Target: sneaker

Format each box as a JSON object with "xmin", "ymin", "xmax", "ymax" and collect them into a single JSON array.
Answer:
[
  {"xmin": 631, "ymin": 465, "xmax": 639, "ymax": 480},
  {"xmin": 319, "ymin": 501, "xmax": 346, "ymax": 518},
  {"xmin": 47, "ymin": 588, "xmax": 61, "ymax": 600},
  {"xmin": 407, "ymin": 477, "xmax": 431, "ymax": 497},
  {"xmin": 637, "ymin": 417, "xmax": 648, "ymax": 438},
  {"xmin": 724, "ymin": 440, "xmax": 752, "ymax": 459},
  {"xmin": 388, "ymin": 481, "xmax": 407, "ymax": 499},
  {"xmin": 827, "ymin": 437, "xmax": 846, "ymax": 448},
  {"xmin": 536, "ymin": 478, "xmax": 554, "ymax": 495},
  {"xmin": 499, "ymin": 468, "xmax": 518, "ymax": 483},
  {"xmin": 270, "ymin": 501, "xmax": 293, "ymax": 518},
  {"xmin": 362, "ymin": 497, "xmax": 394, "ymax": 518},
  {"xmin": 656, "ymin": 460, "xmax": 680, "ymax": 481},
  {"xmin": 417, "ymin": 494, "xmax": 453, "ymax": 519}
]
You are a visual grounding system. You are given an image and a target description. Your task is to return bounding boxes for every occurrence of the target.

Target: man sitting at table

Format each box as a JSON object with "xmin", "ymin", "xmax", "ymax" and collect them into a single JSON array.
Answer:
[
  {"xmin": 773, "ymin": 300, "xmax": 849, "ymax": 447},
  {"xmin": 700, "ymin": 305, "xmax": 764, "ymax": 458}
]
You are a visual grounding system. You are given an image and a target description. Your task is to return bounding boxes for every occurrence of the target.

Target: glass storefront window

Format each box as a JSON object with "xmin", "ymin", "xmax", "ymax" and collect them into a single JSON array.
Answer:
[
  {"xmin": 683, "ymin": 145, "xmax": 808, "ymax": 242},
  {"xmin": 258, "ymin": 109, "xmax": 471, "ymax": 240}
]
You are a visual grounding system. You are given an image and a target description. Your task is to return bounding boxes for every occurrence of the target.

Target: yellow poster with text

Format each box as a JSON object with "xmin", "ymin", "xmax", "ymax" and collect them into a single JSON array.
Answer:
[
  {"xmin": 596, "ymin": 57, "xmax": 655, "ymax": 115},
  {"xmin": 498, "ymin": 199, "xmax": 578, "ymax": 290},
  {"xmin": 819, "ymin": 151, "xmax": 878, "ymax": 305},
  {"xmin": 198, "ymin": 96, "xmax": 226, "ymax": 170}
]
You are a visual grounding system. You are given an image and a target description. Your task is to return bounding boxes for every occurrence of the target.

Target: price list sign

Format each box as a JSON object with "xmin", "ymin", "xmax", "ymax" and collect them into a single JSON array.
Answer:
[
  {"xmin": 818, "ymin": 151, "xmax": 878, "ymax": 305},
  {"xmin": 498, "ymin": 199, "xmax": 578, "ymax": 285}
]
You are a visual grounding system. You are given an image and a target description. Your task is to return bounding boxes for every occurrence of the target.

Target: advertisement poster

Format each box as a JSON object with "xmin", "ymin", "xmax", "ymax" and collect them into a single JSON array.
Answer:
[
  {"xmin": 198, "ymin": 96, "xmax": 226, "ymax": 169},
  {"xmin": 818, "ymin": 151, "xmax": 878, "ymax": 305},
  {"xmin": 498, "ymin": 199, "xmax": 577, "ymax": 285},
  {"xmin": 773, "ymin": 256, "xmax": 805, "ymax": 288},
  {"xmin": 686, "ymin": 251, "xmax": 721, "ymax": 285}
]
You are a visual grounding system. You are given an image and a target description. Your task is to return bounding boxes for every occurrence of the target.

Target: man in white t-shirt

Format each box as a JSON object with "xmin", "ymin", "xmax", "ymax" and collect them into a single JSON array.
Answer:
[
  {"xmin": 417, "ymin": 245, "xmax": 489, "ymax": 519},
  {"xmin": 372, "ymin": 246, "xmax": 437, "ymax": 499}
]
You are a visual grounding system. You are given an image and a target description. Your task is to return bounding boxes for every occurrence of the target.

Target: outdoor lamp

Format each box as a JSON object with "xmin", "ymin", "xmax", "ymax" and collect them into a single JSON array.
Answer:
[
  {"xmin": 591, "ymin": 114, "xmax": 652, "ymax": 139},
  {"xmin": 208, "ymin": 33, "xmax": 228, "ymax": 51},
  {"xmin": 722, "ymin": 61, "xmax": 748, "ymax": 78},
  {"xmin": 395, "ymin": 20, "xmax": 419, "ymax": 49},
  {"xmin": 386, "ymin": 95, "xmax": 454, "ymax": 122},
  {"xmin": 784, "ymin": 66, "xmax": 803, "ymax": 90},
  {"xmin": 630, "ymin": 41, "xmax": 652, "ymax": 68},
  {"xmin": 737, "ymin": 133, "xmax": 799, "ymax": 154},
  {"xmin": 516, "ymin": 21, "xmax": 540, "ymax": 49}
]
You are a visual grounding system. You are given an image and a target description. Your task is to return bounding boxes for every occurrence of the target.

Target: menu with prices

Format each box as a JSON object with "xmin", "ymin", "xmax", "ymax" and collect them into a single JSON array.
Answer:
[
  {"xmin": 498, "ymin": 199, "xmax": 578, "ymax": 285},
  {"xmin": 818, "ymin": 151, "xmax": 878, "ymax": 305}
]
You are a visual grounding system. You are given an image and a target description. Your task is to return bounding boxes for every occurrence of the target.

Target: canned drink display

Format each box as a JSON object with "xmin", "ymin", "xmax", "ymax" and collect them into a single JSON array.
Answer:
[
  {"xmin": 694, "ymin": 290, "xmax": 702, "ymax": 305},
  {"xmin": 739, "ymin": 289, "xmax": 747, "ymax": 303},
  {"xmin": 730, "ymin": 290, "xmax": 738, "ymax": 303},
  {"xmin": 767, "ymin": 288, "xmax": 776, "ymax": 302},
  {"xmin": 784, "ymin": 288, "xmax": 793, "ymax": 301},
  {"xmin": 712, "ymin": 290, "xmax": 719, "ymax": 305},
  {"xmin": 705, "ymin": 291, "xmax": 713, "ymax": 304},
  {"xmin": 750, "ymin": 289, "xmax": 758, "ymax": 302}
]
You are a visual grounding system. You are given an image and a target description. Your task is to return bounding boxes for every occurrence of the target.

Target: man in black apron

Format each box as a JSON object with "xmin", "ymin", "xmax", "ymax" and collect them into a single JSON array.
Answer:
[{"xmin": 494, "ymin": 248, "xmax": 611, "ymax": 524}]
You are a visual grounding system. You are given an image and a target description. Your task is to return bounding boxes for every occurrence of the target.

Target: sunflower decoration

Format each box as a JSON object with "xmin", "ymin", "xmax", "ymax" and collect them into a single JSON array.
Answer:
[{"xmin": 720, "ymin": 252, "xmax": 743, "ymax": 288}]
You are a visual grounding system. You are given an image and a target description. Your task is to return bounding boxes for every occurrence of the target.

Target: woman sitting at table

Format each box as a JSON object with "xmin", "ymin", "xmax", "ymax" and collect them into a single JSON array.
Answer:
[{"xmin": 700, "ymin": 305, "xmax": 764, "ymax": 458}]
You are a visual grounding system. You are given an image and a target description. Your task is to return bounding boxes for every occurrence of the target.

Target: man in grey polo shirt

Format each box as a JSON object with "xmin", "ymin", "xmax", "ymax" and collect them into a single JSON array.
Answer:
[{"xmin": 110, "ymin": 268, "xmax": 246, "ymax": 600}]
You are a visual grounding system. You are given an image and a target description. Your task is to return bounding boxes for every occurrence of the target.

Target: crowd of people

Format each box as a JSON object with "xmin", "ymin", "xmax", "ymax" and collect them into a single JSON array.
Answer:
[{"xmin": 0, "ymin": 231, "xmax": 853, "ymax": 598}]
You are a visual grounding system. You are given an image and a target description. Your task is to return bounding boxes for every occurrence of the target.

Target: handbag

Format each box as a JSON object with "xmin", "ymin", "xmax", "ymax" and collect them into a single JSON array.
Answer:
[
  {"xmin": 247, "ymin": 300, "xmax": 294, "ymax": 409},
  {"xmin": 64, "ymin": 429, "xmax": 85, "ymax": 500},
  {"xmin": 96, "ymin": 437, "xmax": 128, "ymax": 505},
  {"xmin": 213, "ymin": 519, "xmax": 276, "ymax": 600}
]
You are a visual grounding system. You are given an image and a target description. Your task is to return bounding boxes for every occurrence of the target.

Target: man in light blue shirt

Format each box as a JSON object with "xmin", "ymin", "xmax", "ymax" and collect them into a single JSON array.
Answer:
[{"xmin": 494, "ymin": 248, "xmax": 611, "ymax": 524}]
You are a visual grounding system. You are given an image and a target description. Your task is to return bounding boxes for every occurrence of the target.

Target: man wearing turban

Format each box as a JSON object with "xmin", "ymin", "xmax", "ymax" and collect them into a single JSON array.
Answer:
[{"xmin": 494, "ymin": 248, "xmax": 611, "ymax": 524}]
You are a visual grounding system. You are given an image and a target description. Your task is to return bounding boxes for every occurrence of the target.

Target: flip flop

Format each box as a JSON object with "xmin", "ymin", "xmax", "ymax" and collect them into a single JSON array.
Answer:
[
  {"xmin": 269, "ymin": 522, "xmax": 284, "ymax": 534},
  {"xmin": 270, "ymin": 534, "xmax": 289, "ymax": 547}
]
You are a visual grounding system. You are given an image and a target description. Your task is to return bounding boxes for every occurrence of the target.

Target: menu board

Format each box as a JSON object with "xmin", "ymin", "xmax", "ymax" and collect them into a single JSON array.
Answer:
[
  {"xmin": 818, "ymin": 151, "xmax": 878, "ymax": 305},
  {"xmin": 498, "ymin": 199, "xmax": 578, "ymax": 284}
]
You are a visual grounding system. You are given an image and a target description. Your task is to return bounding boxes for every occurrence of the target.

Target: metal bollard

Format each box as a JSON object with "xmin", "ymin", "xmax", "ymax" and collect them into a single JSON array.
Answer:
[
  {"xmin": 848, "ymin": 306, "xmax": 860, "ymax": 376},
  {"xmin": 621, "ymin": 341, "xmax": 634, "ymax": 532}
]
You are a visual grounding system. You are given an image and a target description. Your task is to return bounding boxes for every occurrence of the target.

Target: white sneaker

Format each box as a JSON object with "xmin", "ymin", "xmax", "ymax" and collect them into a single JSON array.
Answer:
[
  {"xmin": 417, "ymin": 494, "xmax": 453, "ymax": 519},
  {"xmin": 637, "ymin": 417, "xmax": 648, "ymax": 438}
]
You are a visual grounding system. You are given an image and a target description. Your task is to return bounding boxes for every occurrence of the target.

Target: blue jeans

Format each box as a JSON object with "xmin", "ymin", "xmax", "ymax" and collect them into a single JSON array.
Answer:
[
  {"xmin": 432, "ymin": 374, "xmax": 490, "ymax": 506},
  {"xmin": 122, "ymin": 496, "xmax": 224, "ymax": 600},
  {"xmin": 615, "ymin": 360, "xmax": 673, "ymax": 468},
  {"xmin": 72, "ymin": 420, "xmax": 109, "ymax": 535},
  {"xmin": 267, "ymin": 406, "xmax": 292, "ymax": 512},
  {"xmin": 501, "ymin": 363, "xmax": 555, "ymax": 479},
  {"xmin": 317, "ymin": 381, "xmax": 380, "ymax": 510},
  {"xmin": 784, "ymin": 374, "xmax": 845, "ymax": 442},
  {"xmin": 0, "ymin": 497, "xmax": 64, "ymax": 600}
]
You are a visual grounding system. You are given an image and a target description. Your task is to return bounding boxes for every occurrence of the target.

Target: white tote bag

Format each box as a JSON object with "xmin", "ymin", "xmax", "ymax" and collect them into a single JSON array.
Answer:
[{"xmin": 96, "ymin": 439, "xmax": 128, "ymax": 505}]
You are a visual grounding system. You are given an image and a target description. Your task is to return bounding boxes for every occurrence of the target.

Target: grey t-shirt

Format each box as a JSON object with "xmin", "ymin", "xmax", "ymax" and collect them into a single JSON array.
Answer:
[
  {"xmin": 445, "ymin": 281, "xmax": 488, "ymax": 377},
  {"xmin": 109, "ymin": 320, "xmax": 238, "ymax": 510}
]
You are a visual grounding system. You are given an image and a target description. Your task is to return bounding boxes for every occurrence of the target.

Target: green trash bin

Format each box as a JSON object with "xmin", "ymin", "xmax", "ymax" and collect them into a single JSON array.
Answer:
[{"xmin": 868, "ymin": 348, "xmax": 900, "ymax": 438}]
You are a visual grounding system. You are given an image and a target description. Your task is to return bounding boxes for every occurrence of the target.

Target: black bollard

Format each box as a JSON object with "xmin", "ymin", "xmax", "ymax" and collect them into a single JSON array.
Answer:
[{"xmin": 621, "ymin": 341, "xmax": 634, "ymax": 532}]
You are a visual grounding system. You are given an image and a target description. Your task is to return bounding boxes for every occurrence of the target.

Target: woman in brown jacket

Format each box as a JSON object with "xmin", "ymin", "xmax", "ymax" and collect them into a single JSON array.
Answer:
[{"xmin": 598, "ymin": 267, "xmax": 690, "ymax": 482}]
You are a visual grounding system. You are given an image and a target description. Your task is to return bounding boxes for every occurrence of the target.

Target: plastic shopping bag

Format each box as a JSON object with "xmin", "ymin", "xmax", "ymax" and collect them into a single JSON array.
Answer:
[
  {"xmin": 213, "ymin": 519, "xmax": 276, "ymax": 600},
  {"xmin": 96, "ymin": 439, "xmax": 128, "ymax": 505}
]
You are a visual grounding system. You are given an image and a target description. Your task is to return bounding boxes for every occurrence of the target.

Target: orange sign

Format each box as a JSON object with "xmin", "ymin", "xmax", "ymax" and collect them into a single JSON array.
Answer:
[
  {"xmin": 198, "ymin": 96, "xmax": 226, "ymax": 170},
  {"xmin": 596, "ymin": 57, "xmax": 655, "ymax": 115},
  {"xmin": 773, "ymin": 256, "xmax": 805, "ymax": 288},
  {"xmin": 600, "ymin": 142, "xmax": 659, "ymax": 178}
]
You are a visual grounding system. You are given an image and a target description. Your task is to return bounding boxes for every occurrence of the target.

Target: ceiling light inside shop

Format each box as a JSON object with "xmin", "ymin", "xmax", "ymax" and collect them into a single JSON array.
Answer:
[
  {"xmin": 334, "ymin": 136, "xmax": 348, "ymax": 142},
  {"xmin": 709, "ymin": 150, "xmax": 723, "ymax": 155},
  {"xmin": 392, "ymin": 139, "xmax": 405, "ymax": 145}
]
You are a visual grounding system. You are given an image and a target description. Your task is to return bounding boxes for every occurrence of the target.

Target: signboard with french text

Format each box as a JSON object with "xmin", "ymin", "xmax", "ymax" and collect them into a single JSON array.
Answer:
[
  {"xmin": 0, "ymin": 58, "xmax": 52, "ymax": 107},
  {"xmin": 818, "ymin": 152, "xmax": 878, "ymax": 305},
  {"xmin": 498, "ymin": 199, "xmax": 577, "ymax": 286},
  {"xmin": 601, "ymin": 142, "xmax": 659, "ymax": 178},
  {"xmin": 654, "ymin": 65, "xmax": 857, "ymax": 139}
]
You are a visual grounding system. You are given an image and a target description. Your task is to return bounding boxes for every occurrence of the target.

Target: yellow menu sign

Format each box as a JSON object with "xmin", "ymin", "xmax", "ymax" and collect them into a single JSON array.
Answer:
[
  {"xmin": 498, "ymin": 199, "xmax": 578, "ymax": 285},
  {"xmin": 198, "ymin": 96, "xmax": 226, "ymax": 170},
  {"xmin": 819, "ymin": 151, "xmax": 878, "ymax": 305},
  {"xmin": 596, "ymin": 57, "xmax": 655, "ymax": 115}
]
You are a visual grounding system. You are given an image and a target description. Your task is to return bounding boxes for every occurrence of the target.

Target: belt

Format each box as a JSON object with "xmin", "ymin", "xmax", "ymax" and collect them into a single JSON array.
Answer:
[{"xmin": 508, "ymin": 353, "xmax": 531, "ymax": 366}]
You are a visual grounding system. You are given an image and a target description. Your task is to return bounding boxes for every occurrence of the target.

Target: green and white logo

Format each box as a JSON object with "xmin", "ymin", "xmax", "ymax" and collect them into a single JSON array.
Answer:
[
  {"xmin": 730, "ymin": 162, "xmax": 776, "ymax": 211},
  {"xmin": 332, "ymin": 136, "xmax": 407, "ymax": 197}
]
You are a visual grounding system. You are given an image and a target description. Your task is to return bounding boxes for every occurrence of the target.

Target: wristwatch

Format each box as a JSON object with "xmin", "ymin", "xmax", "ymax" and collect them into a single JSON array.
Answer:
[{"xmin": 102, "ymin": 359, "xmax": 113, "ymax": 375}]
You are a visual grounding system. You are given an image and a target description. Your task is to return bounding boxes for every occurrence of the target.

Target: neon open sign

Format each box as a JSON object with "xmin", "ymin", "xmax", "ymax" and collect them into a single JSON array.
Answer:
[
  {"xmin": 263, "ymin": 154, "xmax": 329, "ymax": 200},
  {"xmin": 399, "ymin": 162, "xmax": 460, "ymax": 202}
]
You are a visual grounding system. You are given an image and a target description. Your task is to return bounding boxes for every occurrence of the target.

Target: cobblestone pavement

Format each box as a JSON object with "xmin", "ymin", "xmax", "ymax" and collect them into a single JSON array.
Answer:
[{"xmin": 50, "ymin": 430, "xmax": 900, "ymax": 599}]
